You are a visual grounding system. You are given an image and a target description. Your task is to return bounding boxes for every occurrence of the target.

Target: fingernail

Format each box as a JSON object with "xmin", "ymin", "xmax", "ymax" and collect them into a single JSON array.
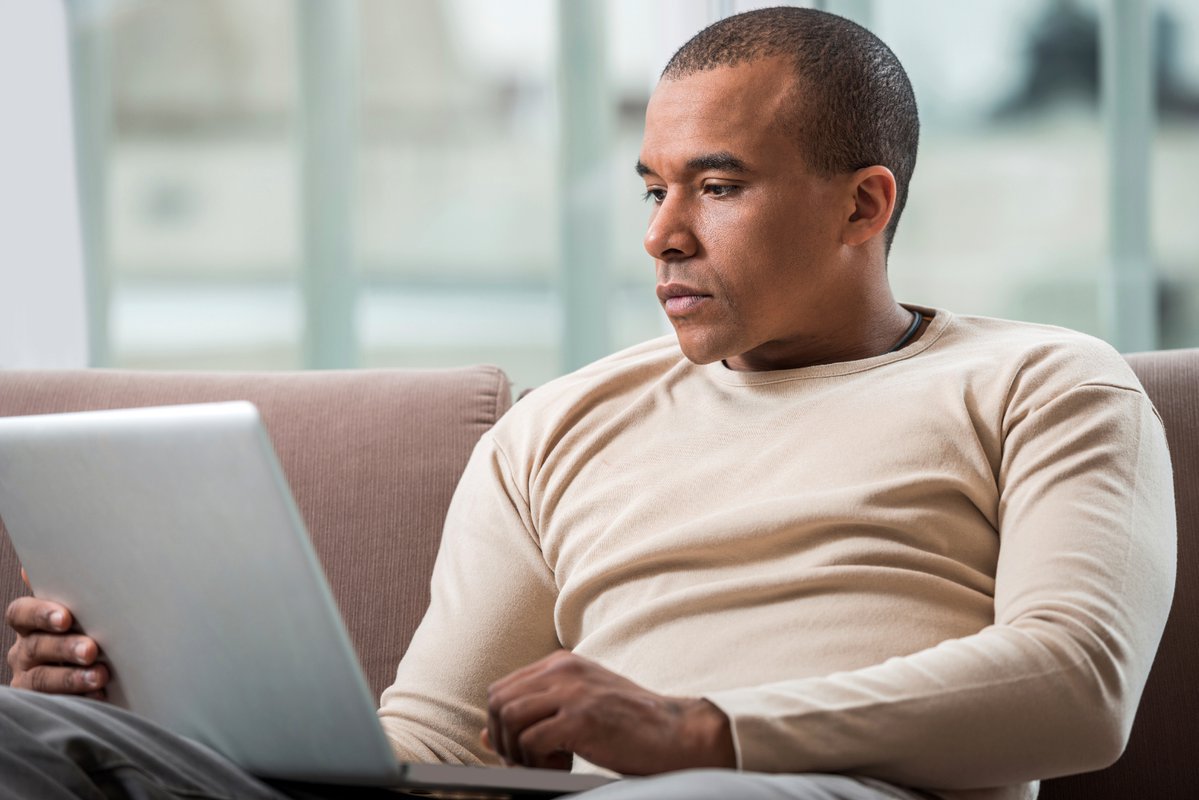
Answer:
[
  {"xmin": 83, "ymin": 669, "xmax": 99, "ymax": 687},
  {"xmin": 74, "ymin": 642, "xmax": 89, "ymax": 662},
  {"xmin": 50, "ymin": 611, "xmax": 66, "ymax": 629}
]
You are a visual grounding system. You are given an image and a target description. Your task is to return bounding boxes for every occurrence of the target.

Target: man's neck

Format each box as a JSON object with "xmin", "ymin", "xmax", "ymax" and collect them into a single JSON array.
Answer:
[{"xmin": 724, "ymin": 296, "xmax": 919, "ymax": 372}]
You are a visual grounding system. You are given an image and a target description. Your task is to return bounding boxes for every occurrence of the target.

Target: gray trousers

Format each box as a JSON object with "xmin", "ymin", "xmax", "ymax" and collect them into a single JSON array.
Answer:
[{"xmin": 0, "ymin": 688, "xmax": 931, "ymax": 800}]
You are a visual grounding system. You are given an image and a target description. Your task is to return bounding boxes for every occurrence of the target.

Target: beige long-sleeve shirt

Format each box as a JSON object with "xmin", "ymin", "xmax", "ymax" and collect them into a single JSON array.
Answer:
[{"xmin": 378, "ymin": 307, "xmax": 1176, "ymax": 800}]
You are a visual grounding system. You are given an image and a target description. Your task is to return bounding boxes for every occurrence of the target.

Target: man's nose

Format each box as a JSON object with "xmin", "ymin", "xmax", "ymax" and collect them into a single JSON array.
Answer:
[{"xmin": 643, "ymin": 196, "xmax": 698, "ymax": 261}]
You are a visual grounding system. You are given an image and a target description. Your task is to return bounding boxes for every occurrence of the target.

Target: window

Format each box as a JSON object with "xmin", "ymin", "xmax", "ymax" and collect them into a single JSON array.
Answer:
[{"xmin": 66, "ymin": 0, "xmax": 1199, "ymax": 385}]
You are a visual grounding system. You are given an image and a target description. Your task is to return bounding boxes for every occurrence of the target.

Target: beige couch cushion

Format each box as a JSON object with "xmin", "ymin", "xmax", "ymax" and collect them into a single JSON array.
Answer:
[{"xmin": 0, "ymin": 367, "xmax": 511, "ymax": 699}]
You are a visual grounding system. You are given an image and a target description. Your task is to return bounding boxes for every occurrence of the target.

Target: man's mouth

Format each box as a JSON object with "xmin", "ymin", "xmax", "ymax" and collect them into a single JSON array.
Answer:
[{"xmin": 656, "ymin": 283, "xmax": 711, "ymax": 316}]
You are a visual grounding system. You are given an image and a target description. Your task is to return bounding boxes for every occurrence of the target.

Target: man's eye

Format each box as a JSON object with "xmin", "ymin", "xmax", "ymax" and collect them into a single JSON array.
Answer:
[
  {"xmin": 704, "ymin": 184, "xmax": 739, "ymax": 198},
  {"xmin": 642, "ymin": 188, "xmax": 666, "ymax": 204}
]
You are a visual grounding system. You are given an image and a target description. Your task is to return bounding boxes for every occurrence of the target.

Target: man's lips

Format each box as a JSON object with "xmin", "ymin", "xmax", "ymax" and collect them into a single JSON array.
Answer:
[{"xmin": 656, "ymin": 283, "xmax": 711, "ymax": 316}]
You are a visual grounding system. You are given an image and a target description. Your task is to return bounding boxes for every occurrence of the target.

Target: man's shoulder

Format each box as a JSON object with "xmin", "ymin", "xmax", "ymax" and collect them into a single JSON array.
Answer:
[
  {"xmin": 529, "ymin": 334, "xmax": 683, "ymax": 398},
  {"xmin": 496, "ymin": 334, "xmax": 686, "ymax": 435},
  {"xmin": 938, "ymin": 311, "xmax": 1145, "ymax": 397}
]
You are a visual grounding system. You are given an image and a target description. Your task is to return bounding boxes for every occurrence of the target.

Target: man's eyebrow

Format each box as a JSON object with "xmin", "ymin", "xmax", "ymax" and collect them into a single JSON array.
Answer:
[
  {"xmin": 634, "ymin": 152, "xmax": 749, "ymax": 178},
  {"xmin": 686, "ymin": 151, "xmax": 749, "ymax": 174}
]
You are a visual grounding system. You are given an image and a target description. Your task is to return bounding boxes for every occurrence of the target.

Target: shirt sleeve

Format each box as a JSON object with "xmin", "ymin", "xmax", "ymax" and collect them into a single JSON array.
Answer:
[
  {"xmin": 376, "ymin": 432, "xmax": 561, "ymax": 765},
  {"xmin": 704, "ymin": 382, "xmax": 1176, "ymax": 791}
]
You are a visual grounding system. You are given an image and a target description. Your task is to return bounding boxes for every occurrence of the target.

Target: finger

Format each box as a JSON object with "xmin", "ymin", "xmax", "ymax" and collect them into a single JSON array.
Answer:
[
  {"xmin": 487, "ymin": 651, "xmax": 586, "ymax": 721},
  {"xmin": 20, "ymin": 567, "xmax": 30, "ymax": 590},
  {"xmin": 486, "ymin": 651, "xmax": 606, "ymax": 766},
  {"xmin": 487, "ymin": 668, "xmax": 562, "ymax": 764},
  {"xmin": 14, "ymin": 663, "xmax": 108, "ymax": 695},
  {"xmin": 4, "ymin": 597, "xmax": 72, "ymax": 637},
  {"xmin": 13, "ymin": 633, "xmax": 100, "ymax": 671},
  {"xmin": 495, "ymin": 690, "xmax": 562, "ymax": 768},
  {"xmin": 487, "ymin": 697, "xmax": 512, "ymax": 764},
  {"xmin": 487, "ymin": 653, "xmax": 603, "ymax": 764},
  {"xmin": 516, "ymin": 712, "xmax": 577, "ymax": 771}
]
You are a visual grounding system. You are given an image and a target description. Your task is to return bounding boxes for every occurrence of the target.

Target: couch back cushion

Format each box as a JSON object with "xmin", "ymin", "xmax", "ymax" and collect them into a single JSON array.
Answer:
[
  {"xmin": 1041, "ymin": 348, "xmax": 1199, "ymax": 799},
  {"xmin": 0, "ymin": 367, "xmax": 511, "ymax": 700}
]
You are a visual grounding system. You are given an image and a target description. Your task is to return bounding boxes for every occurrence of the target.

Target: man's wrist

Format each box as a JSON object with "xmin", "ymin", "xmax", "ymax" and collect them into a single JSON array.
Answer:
[{"xmin": 678, "ymin": 697, "xmax": 736, "ymax": 769}]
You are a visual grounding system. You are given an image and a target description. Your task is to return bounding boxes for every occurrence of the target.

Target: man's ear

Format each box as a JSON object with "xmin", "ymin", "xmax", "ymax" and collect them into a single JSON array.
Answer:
[{"xmin": 844, "ymin": 166, "xmax": 896, "ymax": 247}]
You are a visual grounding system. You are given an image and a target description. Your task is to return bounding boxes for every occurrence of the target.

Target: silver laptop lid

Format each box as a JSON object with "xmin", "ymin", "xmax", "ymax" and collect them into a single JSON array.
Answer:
[{"xmin": 0, "ymin": 402, "xmax": 399, "ymax": 784}]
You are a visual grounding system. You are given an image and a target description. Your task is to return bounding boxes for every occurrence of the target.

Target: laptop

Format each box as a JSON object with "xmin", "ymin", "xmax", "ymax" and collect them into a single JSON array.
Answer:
[{"xmin": 0, "ymin": 402, "xmax": 612, "ymax": 798}]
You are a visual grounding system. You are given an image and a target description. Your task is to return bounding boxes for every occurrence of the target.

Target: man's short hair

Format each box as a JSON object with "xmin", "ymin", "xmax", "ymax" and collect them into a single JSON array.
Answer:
[{"xmin": 662, "ymin": 7, "xmax": 920, "ymax": 254}]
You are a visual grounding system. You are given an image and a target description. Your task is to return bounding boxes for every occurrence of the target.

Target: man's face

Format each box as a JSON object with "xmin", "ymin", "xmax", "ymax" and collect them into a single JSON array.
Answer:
[{"xmin": 638, "ymin": 58, "xmax": 855, "ymax": 370}]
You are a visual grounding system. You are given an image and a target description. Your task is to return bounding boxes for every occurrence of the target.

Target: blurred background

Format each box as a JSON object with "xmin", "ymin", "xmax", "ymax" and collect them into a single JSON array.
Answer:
[{"xmin": 3, "ymin": 0, "xmax": 1197, "ymax": 389}]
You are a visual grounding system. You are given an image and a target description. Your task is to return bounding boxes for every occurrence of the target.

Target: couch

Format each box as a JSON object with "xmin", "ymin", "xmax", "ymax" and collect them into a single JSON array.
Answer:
[{"xmin": 1, "ymin": 353, "xmax": 1195, "ymax": 797}]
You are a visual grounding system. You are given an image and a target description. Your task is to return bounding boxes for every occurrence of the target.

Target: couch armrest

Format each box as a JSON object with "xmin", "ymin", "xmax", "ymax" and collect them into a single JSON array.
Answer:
[{"xmin": 1041, "ymin": 348, "xmax": 1199, "ymax": 799}]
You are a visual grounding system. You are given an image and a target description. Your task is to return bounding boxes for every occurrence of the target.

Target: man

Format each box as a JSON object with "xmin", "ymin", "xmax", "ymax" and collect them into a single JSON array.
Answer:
[{"xmin": 2, "ymin": 8, "xmax": 1175, "ymax": 800}]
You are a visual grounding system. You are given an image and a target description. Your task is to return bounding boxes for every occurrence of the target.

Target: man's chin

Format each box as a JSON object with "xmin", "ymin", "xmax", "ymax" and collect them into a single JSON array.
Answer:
[{"xmin": 674, "ymin": 334, "xmax": 731, "ymax": 366}]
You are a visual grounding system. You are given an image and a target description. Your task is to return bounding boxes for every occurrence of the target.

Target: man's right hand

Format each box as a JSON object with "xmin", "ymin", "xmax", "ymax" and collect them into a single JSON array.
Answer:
[{"xmin": 5, "ymin": 592, "xmax": 108, "ymax": 697}]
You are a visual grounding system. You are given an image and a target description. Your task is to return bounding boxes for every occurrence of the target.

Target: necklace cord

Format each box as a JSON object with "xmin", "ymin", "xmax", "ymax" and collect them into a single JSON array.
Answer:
[{"xmin": 887, "ymin": 308, "xmax": 924, "ymax": 354}]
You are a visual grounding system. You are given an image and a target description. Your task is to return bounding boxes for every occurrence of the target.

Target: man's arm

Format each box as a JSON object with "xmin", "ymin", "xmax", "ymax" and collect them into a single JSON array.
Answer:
[
  {"xmin": 698, "ymin": 383, "xmax": 1175, "ymax": 789},
  {"xmin": 376, "ymin": 432, "xmax": 563, "ymax": 766},
  {"xmin": 383, "ymin": 424, "xmax": 740, "ymax": 773}
]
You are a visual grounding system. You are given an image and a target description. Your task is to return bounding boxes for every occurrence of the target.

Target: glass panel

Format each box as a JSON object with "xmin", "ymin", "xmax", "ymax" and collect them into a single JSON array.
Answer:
[
  {"xmin": 356, "ymin": 0, "xmax": 701, "ymax": 386},
  {"xmin": 608, "ymin": 0, "xmax": 677, "ymax": 354},
  {"xmin": 102, "ymin": 0, "xmax": 300, "ymax": 368},
  {"xmin": 1154, "ymin": 0, "xmax": 1199, "ymax": 349},
  {"xmin": 882, "ymin": 0, "xmax": 1108, "ymax": 336},
  {"xmin": 355, "ymin": 0, "xmax": 560, "ymax": 388}
]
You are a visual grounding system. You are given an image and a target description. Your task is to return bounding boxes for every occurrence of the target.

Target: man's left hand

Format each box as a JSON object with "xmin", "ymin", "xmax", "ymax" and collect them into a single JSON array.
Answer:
[{"xmin": 483, "ymin": 650, "xmax": 735, "ymax": 774}]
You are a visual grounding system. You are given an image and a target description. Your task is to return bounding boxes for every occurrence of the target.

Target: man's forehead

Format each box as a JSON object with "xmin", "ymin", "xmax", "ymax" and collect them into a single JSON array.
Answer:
[
  {"xmin": 648, "ymin": 57, "xmax": 797, "ymax": 108},
  {"xmin": 644, "ymin": 61, "xmax": 794, "ymax": 136},
  {"xmin": 639, "ymin": 62, "xmax": 798, "ymax": 177}
]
